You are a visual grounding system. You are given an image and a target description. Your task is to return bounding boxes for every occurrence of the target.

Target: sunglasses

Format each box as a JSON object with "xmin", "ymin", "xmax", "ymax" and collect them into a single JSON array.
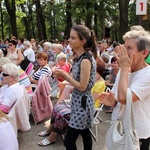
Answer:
[
  {"xmin": 2, "ymin": 73, "xmax": 10, "ymax": 77},
  {"xmin": 8, "ymin": 44, "xmax": 13, "ymax": 46}
]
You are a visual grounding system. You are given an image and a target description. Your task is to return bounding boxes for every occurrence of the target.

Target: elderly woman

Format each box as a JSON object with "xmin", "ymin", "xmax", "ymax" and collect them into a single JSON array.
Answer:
[
  {"xmin": 6, "ymin": 40, "xmax": 24, "ymax": 65},
  {"xmin": 54, "ymin": 53, "xmax": 71, "ymax": 82},
  {"xmin": 0, "ymin": 110, "xmax": 18, "ymax": 150},
  {"xmin": 0, "ymin": 63, "xmax": 23, "ymax": 114},
  {"xmin": 29, "ymin": 52, "xmax": 52, "ymax": 84},
  {"xmin": 54, "ymin": 44, "xmax": 64, "ymax": 59},
  {"xmin": 98, "ymin": 29, "xmax": 150, "ymax": 150},
  {"xmin": 43, "ymin": 42, "xmax": 56, "ymax": 63},
  {"xmin": 0, "ymin": 57, "xmax": 32, "ymax": 95},
  {"xmin": 23, "ymin": 40, "xmax": 35, "ymax": 63}
]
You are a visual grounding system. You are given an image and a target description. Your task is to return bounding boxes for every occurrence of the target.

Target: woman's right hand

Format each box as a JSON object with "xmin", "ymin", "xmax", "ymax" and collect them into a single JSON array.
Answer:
[{"xmin": 97, "ymin": 91, "xmax": 116, "ymax": 107}]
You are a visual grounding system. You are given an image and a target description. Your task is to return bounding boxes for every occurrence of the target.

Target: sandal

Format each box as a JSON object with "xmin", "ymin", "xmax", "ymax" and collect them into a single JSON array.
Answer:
[
  {"xmin": 38, "ymin": 138, "xmax": 55, "ymax": 146},
  {"xmin": 38, "ymin": 130, "xmax": 50, "ymax": 137}
]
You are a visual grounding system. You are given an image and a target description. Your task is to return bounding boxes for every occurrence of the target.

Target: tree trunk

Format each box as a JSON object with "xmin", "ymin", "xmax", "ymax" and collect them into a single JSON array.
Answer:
[
  {"xmin": 20, "ymin": 4, "xmax": 31, "ymax": 40},
  {"xmin": 34, "ymin": 0, "xmax": 47, "ymax": 41},
  {"xmin": 4, "ymin": 0, "xmax": 18, "ymax": 38},
  {"xmin": 28, "ymin": 4, "xmax": 35, "ymax": 40},
  {"xmin": 85, "ymin": 1, "xmax": 92, "ymax": 29},
  {"xmin": 94, "ymin": 3, "xmax": 98, "ymax": 38},
  {"xmin": 118, "ymin": 0, "xmax": 130, "ymax": 43},
  {"xmin": 0, "ymin": 3, "xmax": 4, "ymax": 39},
  {"xmin": 99, "ymin": 1, "xmax": 105, "ymax": 40},
  {"xmin": 65, "ymin": 0, "xmax": 72, "ymax": 39}
]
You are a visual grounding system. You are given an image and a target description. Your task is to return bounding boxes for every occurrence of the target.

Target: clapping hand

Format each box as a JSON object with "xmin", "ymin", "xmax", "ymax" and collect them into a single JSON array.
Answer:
[
  {"xmin": 52, "ymin": 69, "xmax": 68, "ymax": 80},
  {"xmin": 97, "ymin": 91, "xmax": 116, "ymax": 107}
]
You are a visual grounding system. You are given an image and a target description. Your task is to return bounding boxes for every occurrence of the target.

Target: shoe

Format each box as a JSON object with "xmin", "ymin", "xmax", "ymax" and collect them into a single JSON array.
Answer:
[
  {"xmin": 38, "ymin": 138, "xmax": 55, "ymax": 146},
  {"xmin": 38, "ymin": 130, "xmax": 50, "ymax": 137}
]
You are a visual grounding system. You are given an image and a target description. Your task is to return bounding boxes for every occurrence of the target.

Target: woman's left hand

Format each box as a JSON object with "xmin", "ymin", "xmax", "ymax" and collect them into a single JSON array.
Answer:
[{"xmin": 97, "ymin": 91, "xmax": 116, "ymax": 107}]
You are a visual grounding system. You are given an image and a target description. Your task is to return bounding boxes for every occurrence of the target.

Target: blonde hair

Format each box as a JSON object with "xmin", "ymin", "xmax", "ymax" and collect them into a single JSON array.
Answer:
[{"xmin": 57, "ymin": 53, "xmax": 67, "ymax": 62}]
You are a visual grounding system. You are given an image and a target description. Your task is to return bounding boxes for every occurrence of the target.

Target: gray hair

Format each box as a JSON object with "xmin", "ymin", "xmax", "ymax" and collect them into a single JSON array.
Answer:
[
  {"xmin": 44, "ymin": 42, "xmax": 52, "ymax": 48},
  {"xmin": 0, "ymin": 57, "xmax": 11, "ymax": 67},
  {"xmin": 130, "ymin": 25, "xmax": 145, "ymax": 31},
  {"xmin": 123, "ymin": 30, "xmax": 150, "ymax": 52},
  {"xmin": 2, "ymin": 63, "xmax": 20, "ymax": 81},
  {"xmin": 56, "ymin": 44, "xmax": 64, "ymax": 51},
  {"xmin": 101, "ymin": 52, "xmax": 110, "ymax": 60},
  {"xmin": 24, "ymin": 40, "xmax": 32, "ymax": 48}
]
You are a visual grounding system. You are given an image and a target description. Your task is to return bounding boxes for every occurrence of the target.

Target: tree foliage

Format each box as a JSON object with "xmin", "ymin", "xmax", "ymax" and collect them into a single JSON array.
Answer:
[{"xmin": 0, "ymin": 0, "xmax": 150, "ymax": 42}]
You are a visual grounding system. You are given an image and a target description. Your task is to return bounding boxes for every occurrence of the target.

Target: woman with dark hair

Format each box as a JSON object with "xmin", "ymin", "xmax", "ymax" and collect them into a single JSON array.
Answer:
[
  {"xmin": 53, "ymin": 25, "xmax": 97, "ymax": 150},
  {"xmin": 106, "ymin": 56, "xmax": 119, "ymax": 89},
  {"xmin": 6, "ymin": 40, "xmax": 24, "ymax": 65},
  {"xmin": 38, "ymin": 58, "xmax": 106, "ymax": 147},
  {"xmin": 105, "ymin": 56, "xmax": 119, "ymax": 114}
]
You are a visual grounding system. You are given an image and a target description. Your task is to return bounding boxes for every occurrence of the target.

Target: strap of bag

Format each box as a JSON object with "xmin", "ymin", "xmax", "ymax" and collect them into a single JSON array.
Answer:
[{"xmin": 125, "ymin": 88, "xmax": 135, "ymax": 130}]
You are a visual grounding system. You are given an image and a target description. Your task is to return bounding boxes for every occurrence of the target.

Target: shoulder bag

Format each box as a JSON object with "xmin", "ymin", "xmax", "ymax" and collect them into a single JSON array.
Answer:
[
  {"xmin": 20, "ymin": 54, "xmax": 31, "ymax": 71},
  {"xmin": 105, "ymin": 88, "xmax": 140, "ymax": 150}
]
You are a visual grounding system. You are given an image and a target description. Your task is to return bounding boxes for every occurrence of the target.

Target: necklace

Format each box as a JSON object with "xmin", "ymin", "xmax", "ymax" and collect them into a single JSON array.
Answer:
[{"xmin": 96, "ymin": 76, "xmax": 101, "ymax": 81}]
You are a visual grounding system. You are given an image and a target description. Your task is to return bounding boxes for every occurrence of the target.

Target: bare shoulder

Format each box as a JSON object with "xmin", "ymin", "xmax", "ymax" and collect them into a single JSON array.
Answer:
[
  {"xmin": 81, "ymin": 59, "xmax": 91, "ymax": 65},
  {"xmin": 81, "ymin": 59, "xmax": 91, "ymax": 70}
]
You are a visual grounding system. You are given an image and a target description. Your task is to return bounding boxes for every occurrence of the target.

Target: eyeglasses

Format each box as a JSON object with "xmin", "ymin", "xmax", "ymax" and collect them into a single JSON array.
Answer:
[
  {"xmin": 8, "ymin": 44, "xmax": 13, "ymax": 46},
  {"xmin": 2, "ymin": 73, "xmax": 10, "ymax": 77}
]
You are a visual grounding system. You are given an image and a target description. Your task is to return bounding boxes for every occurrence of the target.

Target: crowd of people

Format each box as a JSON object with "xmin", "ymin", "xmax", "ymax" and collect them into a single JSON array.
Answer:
[{"xmin": 0, "ymin": 24, "xmax": 149, "ymax": 150}]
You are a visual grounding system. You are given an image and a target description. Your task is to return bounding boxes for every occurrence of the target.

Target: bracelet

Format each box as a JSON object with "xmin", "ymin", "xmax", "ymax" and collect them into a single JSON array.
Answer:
[{"xmin": 67, "ymin": 76, "xmax": 70, "ymax": 82}]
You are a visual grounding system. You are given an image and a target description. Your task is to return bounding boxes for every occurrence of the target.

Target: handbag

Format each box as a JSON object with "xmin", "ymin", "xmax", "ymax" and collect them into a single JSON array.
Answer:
[
  {"xmin": 20, "ymin": 55, "xmax": 31, "ymax": 71},
  {"xmin": 105, "ymin": 88, "xmax": 140, "ymax": 150}
]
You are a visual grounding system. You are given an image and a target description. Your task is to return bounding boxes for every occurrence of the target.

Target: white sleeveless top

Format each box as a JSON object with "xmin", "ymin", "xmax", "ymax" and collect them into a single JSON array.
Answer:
[{"xmin": 7, "ymin": 49, "xmax": 19, "ymax": 64}]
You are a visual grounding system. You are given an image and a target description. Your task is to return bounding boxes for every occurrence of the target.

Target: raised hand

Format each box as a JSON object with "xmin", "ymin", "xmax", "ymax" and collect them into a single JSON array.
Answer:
[{"xmin": 97, "ymin": 91, "xmax": 116, "ymax": 107}]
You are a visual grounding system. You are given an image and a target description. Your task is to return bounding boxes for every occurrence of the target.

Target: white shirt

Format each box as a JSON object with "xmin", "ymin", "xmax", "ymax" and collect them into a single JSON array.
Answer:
[
  {"xmin": 0, "ymin": 83, "xmax": 22, "ymax": 108},
  {"xmin": 0, "ymin": 120, "xmax": 18, "ymax": 150},
  {"xmin": 23, "ymin": 48, "xmax": 35, "ymax": 62},
  {"xmin": 111, "ymin": 66, "xmax": 150, "ymax": 139},
  {"xmin": 16, "ymin": 44, "xmax": 24, "ymax": 50}
]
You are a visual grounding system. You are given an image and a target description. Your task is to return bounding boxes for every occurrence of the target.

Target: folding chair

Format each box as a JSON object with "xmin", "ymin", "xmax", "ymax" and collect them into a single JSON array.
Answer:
[
  {"xmin": 25, "ymin": 62, "xmax": 34, "ymax": 76},
  {"xmin": 49, "ymin": 77, "xmax": 60, "ymax": 98},
  {"xmin": 97, "ymin": 86, "xmax": 110, "ymax": 122},
  {"xmin": 90, "ymin": 104, "xmax": 104, "ymax": 141},
  {"xmin": 90, "ymin": 86, "xmax": 110, "ymax": 141}
]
